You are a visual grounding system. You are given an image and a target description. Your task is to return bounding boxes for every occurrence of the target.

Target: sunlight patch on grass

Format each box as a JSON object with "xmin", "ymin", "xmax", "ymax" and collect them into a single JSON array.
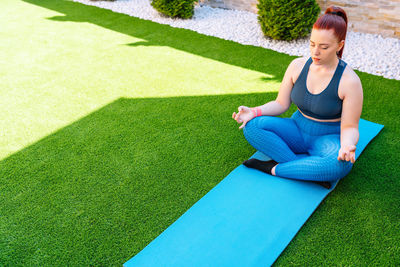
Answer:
[{"xmin": 0, "ymin": 0, "xmax": 278, "ymax": 160}]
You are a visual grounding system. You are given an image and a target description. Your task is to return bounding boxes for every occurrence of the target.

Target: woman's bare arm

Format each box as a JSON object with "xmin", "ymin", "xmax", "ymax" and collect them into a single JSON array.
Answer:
[
  {"xmin": 338, "ymin": 71, "xmax": 363, "ymax": 163},
  {"xmin": 233, "ymin": 58, "xmax": 305, "ymax": 129},
  {"xmin": 255, "ymin": 58, "xmax": 304, "ymax": 116}
]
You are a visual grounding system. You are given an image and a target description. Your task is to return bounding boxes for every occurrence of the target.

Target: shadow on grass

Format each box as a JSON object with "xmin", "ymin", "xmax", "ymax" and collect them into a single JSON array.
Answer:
[
  {"xmin": 22, "ymin": 0, "xmax": 293, "ymax": 83},
  {"xmin": 0, "ymin": 92, "xmax": 280, "ymax": 266}
]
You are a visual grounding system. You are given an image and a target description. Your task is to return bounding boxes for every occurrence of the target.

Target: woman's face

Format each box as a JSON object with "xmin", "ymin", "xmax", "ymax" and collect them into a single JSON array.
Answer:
[{"xmin": 309, "ymin": 28, "xmax": 344, "ymax": 65}]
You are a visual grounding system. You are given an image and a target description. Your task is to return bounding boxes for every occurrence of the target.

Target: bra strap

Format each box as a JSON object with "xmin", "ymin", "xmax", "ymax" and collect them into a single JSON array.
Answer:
[
  {"xmin": 297, "ymin": 57, "xmax": 313, "ymax": 83},
  {"xmin": 330, "ymin": 59, "xmax": 347, "ymax": 88}
]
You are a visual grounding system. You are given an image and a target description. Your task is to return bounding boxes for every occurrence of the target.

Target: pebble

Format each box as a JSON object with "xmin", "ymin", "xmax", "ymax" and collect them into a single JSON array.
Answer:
[{"xmin": 73, "ymin": 0, "xmax": 400, "ymax": 80}]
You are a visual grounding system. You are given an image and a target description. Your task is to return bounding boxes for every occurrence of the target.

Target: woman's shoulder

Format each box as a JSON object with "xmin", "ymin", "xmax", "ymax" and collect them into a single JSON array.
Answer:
[
  {"xmin": 339, "ymin": 62, "xmax": 363, "ymax": 98},
  {"xmin": 341, "ymin": 62, "xmax": 362, "ymax": 88},
  {"xmin": 290, "ymin": 57, "xmax": 308, "ymax": 69}
]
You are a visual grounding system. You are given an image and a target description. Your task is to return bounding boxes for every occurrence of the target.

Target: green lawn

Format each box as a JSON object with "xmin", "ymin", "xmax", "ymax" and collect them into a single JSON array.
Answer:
[{"xmin": 1, "ymin": 0, "xmax": 399, "ymax": 265}]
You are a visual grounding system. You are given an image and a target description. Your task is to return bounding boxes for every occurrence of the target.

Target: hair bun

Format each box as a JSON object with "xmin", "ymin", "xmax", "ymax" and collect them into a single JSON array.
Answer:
[{"xmin": 325, "ymin": 6, "xmax": 347, "ymax": 25}]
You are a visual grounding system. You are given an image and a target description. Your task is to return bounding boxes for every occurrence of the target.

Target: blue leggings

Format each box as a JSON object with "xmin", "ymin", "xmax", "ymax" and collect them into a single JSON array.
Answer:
[{"xmin": 243, "ymin": 111, "xmax": 353, "ymax": 182}]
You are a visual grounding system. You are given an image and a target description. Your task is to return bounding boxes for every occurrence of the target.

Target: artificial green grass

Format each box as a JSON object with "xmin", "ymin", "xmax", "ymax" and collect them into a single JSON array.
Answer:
[{"xmin": 0, "ymin": 0, "xmax": 399, "ymax": 265}]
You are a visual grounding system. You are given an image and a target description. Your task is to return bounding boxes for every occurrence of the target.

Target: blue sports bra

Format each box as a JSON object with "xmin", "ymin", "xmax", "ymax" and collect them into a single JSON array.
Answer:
[{"xmin": 290, "ymin": 57, "xmax": 347, "ymax": 120}]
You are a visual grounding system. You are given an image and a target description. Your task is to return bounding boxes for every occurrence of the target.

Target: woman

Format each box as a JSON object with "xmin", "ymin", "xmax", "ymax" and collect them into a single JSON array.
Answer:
[{"xmin": 232, "ymin": 6, "xmax": 363, "ymax": 189}]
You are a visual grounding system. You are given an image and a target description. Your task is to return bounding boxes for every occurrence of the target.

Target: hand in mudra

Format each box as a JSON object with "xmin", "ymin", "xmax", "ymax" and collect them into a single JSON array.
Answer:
[
  {"xmin": 232, "ymin": 106, "xmax": 254, "ymax": 129},
  {"xmin": 337, "ymin": 145, "xmax": 356, "ymax": 163}
]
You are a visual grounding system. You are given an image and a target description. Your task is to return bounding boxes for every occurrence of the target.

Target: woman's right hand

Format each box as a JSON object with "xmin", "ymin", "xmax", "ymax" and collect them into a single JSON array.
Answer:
[{"xmin": 232, "ymin": 106, "xmax": 255, "ymax": 129}]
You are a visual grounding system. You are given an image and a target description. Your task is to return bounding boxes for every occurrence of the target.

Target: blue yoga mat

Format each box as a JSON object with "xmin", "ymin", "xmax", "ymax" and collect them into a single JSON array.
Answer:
[{"xmin": 124, "ymin": 119, "xmax": 383, "ymax": 267}]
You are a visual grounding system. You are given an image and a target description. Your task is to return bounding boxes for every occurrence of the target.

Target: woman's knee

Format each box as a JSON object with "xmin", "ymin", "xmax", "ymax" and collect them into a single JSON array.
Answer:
[
  {"xmin": 325, "ymin": 158, "xmax": 353, "ymax": 181},
  {"xmin": 243, "ymin": 117, "xmax": 262, "ymax": 139},
  {"xmin": 338, "ymin": 160, "xmax": 353, "ymax": 178},
  {"xmin": 244, "ymin": 116, "xmax": 276, "ymax": 134},
  {"xmin": 311, "ymin": 137, "xmax": 353, "ymax": 179},
  {"xmin": 243, "ymin": 116, "xmax": 274, "ymax": 141}
]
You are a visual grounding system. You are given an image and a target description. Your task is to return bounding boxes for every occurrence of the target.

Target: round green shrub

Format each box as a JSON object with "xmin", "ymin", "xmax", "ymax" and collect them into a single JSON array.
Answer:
[
  {"xmin": 151, "ymin": 0, "xmax": 198, "ymax": 19},
  {"xmin": 257, "ymin": 0, "xmax": 320, "ymax": 41}
]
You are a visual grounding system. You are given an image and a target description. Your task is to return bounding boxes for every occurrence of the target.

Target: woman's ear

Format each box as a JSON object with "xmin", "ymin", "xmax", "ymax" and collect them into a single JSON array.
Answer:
[{"xmin": 337, "ymin": 40, "xmax": 345, "ymax": 52}]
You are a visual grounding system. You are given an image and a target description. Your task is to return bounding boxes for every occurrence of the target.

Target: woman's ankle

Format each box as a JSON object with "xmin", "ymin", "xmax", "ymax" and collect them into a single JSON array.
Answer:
[{"xmin": 271, "ymin": 165, "xmax": 277, "ymax": 176}]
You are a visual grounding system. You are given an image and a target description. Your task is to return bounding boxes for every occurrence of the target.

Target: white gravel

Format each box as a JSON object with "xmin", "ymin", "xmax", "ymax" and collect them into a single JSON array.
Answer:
[{"xmin": 73, "ymin": 0, "xmax": 400, "ymax": 80}]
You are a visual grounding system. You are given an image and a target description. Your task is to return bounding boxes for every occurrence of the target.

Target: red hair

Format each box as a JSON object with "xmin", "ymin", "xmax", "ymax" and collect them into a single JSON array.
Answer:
[{"xmin": 313, "ymin": 6, "xmax": 348, "ymax": 58}]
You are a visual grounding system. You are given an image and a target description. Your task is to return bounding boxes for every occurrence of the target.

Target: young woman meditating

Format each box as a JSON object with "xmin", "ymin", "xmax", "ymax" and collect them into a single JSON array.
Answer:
[{"xmin": 232, "ymin": 6, "xmax": 363, "ymax": 189}]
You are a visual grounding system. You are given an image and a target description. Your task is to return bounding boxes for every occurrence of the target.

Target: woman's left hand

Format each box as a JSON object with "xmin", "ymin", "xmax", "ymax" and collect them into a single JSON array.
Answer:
[{"xmin": 337, "ymin": 145, "xmax": 356, "ymax": 163}]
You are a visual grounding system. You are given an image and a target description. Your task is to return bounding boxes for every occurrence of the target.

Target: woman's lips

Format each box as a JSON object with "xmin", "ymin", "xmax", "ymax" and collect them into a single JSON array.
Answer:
[{"xmin": 312, "ymin": 57, "xmax": 320, "ymax": 62}]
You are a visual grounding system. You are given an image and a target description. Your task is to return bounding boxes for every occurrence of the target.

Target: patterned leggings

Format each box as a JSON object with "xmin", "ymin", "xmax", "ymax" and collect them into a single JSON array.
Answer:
[{"xmin": 243, "ymin": 111, "xmax": 353, "ymax": 182}]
